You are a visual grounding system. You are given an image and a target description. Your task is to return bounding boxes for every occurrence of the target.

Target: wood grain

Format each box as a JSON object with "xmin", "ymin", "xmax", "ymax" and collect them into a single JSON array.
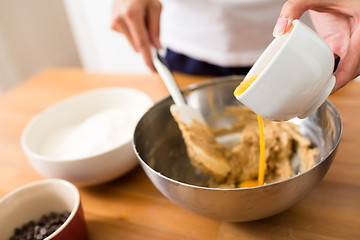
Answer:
[{"xmin": 0, "ymin": 68, "xmax": 359, "ymax": 239}]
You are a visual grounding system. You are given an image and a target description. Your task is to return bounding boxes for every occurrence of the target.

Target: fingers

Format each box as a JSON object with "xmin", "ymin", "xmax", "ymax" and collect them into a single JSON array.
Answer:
[
  {"xmin": 111, "ymin": 0, "xmax": 138, "ymax": 51},
  {"xmin": 111, "ymin": 19, "xmax": 136, "ymax": 50},
  {"xmin": 111, "ymin": 0, "xmax": 160, "ymax": 71},
  {"xmin": 272, "ymin": 0, "xmax": 339, "ymax": 37},
  {"xmin": 273, "ymin": 0, "xmax": 310, "ymax": 37},
  {"xmin": 146, "ymin": 1, "xmax": 162, "ymax": 49},
  {"xmin": 125, "ymin": 7, "xmax": 155, "ymax": 70}
]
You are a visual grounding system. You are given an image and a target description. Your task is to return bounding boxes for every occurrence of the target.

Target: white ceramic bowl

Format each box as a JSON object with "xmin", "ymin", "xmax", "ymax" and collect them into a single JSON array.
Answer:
[
  {"xmin": 0, "ymin": 179, "xmax": 87, "ymax": 240},
  {"xmin": 21, "ymin": 88, "xmax": 153, "ymax": 186},
  {"xmin": 236, "ymin": 20, "xmax": 335, "ymax": 121}
]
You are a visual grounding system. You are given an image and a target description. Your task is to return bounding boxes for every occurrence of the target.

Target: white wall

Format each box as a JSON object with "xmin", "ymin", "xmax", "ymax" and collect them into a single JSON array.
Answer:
[
  {"xmin": 62, "ymin": 0, "xmax": 149, "ymax": 74},
  {"xmin": 0, "ymin": 0, "xmax": 82, "ymax": 94},
  {"xmin": 0, "ymin": 0, "xmax": 146, "ymax": 95}
]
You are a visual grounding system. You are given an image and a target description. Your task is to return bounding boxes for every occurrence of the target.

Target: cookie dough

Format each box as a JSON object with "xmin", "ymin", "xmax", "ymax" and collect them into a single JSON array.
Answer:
[{"xmin": 172, "ymin": 106, "xmax": 318, "ymax": 188}]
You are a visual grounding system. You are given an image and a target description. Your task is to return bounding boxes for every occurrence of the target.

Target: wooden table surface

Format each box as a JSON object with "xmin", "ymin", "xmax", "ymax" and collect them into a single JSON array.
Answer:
[{"xmin": 0, "ymin": 68, "xmax": 359, "ymax": 240}]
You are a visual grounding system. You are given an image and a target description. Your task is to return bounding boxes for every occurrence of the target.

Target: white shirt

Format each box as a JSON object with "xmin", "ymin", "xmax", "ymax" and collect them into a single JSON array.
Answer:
[{"xmin": 160, "ymin": 0, "xmax": 309, "ymax": 67}]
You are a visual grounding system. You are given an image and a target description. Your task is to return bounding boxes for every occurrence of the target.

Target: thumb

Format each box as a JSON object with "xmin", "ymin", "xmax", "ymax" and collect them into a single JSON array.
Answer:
[{"xmin": 273, "ymin": 0, "xmax": 311, "ymax": 37}]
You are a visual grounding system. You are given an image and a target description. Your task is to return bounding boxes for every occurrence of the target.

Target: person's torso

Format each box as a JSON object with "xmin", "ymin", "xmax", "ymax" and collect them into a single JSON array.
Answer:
[{"xmin": 160, "ymin": 0, "xmax": 311, "ymax": 67}]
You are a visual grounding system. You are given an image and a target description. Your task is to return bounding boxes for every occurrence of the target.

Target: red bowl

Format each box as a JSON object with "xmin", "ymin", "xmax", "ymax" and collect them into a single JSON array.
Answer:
[{"xmin": 0, "ymin": 179, "xmax": 87, "ymax": 239}]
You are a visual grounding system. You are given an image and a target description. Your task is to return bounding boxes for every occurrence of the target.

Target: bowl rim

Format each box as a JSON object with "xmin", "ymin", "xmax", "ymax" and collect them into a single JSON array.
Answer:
[
  {"xmin": 21, "ymin": 87, "xmax": 153, "ymax": 163},
  {"xmin": 0, "ymin": 178, "xmax": 81, "ymax": 239},
  {"xmin": 133, "ymin": 76, "xmax": 342, "ymax": 191}
]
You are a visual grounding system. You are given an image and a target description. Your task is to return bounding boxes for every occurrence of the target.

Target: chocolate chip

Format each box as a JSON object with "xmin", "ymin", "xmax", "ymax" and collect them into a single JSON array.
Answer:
[{"xmin": 8, "ymin": 211, "xmax": 70, "ymax": 240}]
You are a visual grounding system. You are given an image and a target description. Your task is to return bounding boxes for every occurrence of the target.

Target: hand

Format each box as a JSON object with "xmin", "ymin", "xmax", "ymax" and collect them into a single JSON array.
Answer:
[
  {"xmin": 111, "ymin": 0, "xmax": 162, "ymax": 71},
  {"xmin": 273, "ymin": 0, "xmax": 360, "ymax": 93}
]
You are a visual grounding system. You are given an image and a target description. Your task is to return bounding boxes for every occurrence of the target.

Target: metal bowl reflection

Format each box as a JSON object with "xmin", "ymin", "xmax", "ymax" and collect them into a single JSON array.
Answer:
[{"xmin": 133, "ymin": 76, "xmax": 342, "ymax": 222}]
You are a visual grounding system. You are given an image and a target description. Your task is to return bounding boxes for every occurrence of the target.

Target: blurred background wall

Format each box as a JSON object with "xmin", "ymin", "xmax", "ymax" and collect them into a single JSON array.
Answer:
[
  {"xmin": 0, "ymin": 0, "xmax": 80, "ymax": 93},
  {"xmin": 62, "ymin": 0, "xmax": 148, "ymax": 74},
  {"xmin": 0, "ymin": 0, "xmax": 147, "ymax": 95}
]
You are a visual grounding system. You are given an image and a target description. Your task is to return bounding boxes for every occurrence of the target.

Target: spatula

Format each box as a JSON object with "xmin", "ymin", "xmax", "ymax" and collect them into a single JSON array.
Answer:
[
  {"xmin": 151, "ymin": 48, "xmax": 231, "ymax": 181},
  {"xmin": 150, "ymin": 48, "xmax": 205, "ymax": 125}
]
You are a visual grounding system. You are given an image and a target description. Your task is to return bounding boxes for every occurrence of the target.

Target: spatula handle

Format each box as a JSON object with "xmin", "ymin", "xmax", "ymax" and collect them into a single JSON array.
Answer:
[{"xmin": 151, "ymin": 48, "xmax": 186, "ymax": 106}]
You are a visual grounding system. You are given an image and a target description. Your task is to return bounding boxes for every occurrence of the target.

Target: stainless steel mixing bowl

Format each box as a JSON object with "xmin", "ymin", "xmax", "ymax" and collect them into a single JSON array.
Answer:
[{"xmin": 133, "ymin": 76, "xmax": 342, "ymax": 222}]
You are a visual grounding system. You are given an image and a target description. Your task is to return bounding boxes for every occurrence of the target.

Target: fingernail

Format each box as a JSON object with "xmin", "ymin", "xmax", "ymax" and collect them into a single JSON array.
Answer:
[{"xmin": 273, "ymin": 17, "xmax": 290, "ymax": 37}]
